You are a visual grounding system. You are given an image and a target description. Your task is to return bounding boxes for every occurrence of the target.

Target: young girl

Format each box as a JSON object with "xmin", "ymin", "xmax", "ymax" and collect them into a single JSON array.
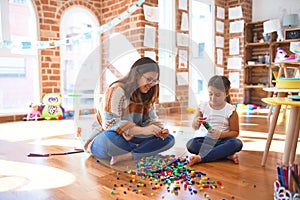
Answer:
[{"xmin": 187, "ymin": 75, "xmax": 243, "ymax": 166}]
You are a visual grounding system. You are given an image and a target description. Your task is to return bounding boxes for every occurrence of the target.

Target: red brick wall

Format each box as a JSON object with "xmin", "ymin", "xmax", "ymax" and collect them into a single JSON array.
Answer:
[
  {"xmin": 34, "ymin": 0, "xmax": 102, "ymax": 94},
  {"xmin": 215, "ymin": 0, "xmax": 252, "ymax": 104},
  {"xmin": 34, "ymin": 0, "xmax": 183, "ymax": 113},
  {"xmin": 174, "ymin": 0, "xmax": 189, "ymax": 113},
  {"xmin": 32, "ymin": 0, "xmax": 252, "ymax": 114},
  {"xmin": 100, "ymin": 0, "xmax": 159, "ymax": 92}
]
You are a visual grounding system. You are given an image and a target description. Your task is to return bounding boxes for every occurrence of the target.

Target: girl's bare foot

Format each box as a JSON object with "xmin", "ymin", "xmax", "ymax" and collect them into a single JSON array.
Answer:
[
  {"xmin": 227, "ymin": 153, "xmax": 239, "ymax": 164},
  {"xmin": 188, "ymin": 155, "xmax": 202, "ymax": 166},
  {"xmin": 110, "ymin": 152, "xmax": 133, "ymax": 165}
]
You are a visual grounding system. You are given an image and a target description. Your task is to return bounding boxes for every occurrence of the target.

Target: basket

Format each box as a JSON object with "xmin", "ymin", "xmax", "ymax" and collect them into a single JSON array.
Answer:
[
  {"xmin": 274, "ymin": 181, "xmax": 299, "ymax": 200},
  {"xmin": 276, "ymin": 78, "xmax": 300, "ymax": 89}
]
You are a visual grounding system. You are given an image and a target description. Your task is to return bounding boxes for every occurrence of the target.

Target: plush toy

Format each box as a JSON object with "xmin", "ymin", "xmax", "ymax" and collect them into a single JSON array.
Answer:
[
  {"xmin": 274, "ymin": 47, "xmax": 287, "ymax": 63},
  {"xmin": 26, "ymin": 102, "xmax": 42, "ymax": 120},
  {"xmin": 41, "ymin": 93, "xmax": 65, "ymax": 119},
  {"xmin": 275, "ymin": 47, "xmax": 300, "ymax": 63}
]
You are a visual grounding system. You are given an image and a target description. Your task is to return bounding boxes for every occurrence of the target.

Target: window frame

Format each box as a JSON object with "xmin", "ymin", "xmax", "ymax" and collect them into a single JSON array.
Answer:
[
  {"xmin": 0, "ymin": 0, "xmax": 40, "ymax": 113},
  {"xmin": 158, "ymin": 0, "xmax": 176, "ymax": 103},
  {"xmin": 60, "ymin": 6, "xmax": 101, "ymax": 111}
]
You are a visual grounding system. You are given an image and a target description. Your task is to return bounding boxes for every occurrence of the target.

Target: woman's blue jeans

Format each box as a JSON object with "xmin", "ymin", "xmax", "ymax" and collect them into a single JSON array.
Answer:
[
  {"xmin": 186, "ymin": 137, "xmax": 243, "ymax": 163},
  {"xmin": 91, "ymin": 130, "xmax": 175, "ymax": 160}
]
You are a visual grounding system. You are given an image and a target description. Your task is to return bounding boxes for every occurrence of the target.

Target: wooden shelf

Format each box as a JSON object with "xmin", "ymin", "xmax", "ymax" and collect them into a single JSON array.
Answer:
[
  {"xmin": 244, "ymin": 20, "xmax": 273, "ymax": 106},
  {"xmin": 243, "ymin": 21, "xmax": 299, "ymax": 106},
  {"xmin": 274, "ymin": 62, "xmax": 300, "ymax": 65},
  {"xmin": 244, "ymin": 85, "xmax": 266, "ymax": 89},
  {"xmin": 245, "ymin": 42, "xmax": 271, "ymax": 47},
  {"xmin": 246, "ymin": 20, "xmax": 268, "ymax": 25},
  {"xmin": 245, "ymin": 64, "xmax": 270, "ymax": 68},
  {"xmin": 272, "ymin": 39, "xmax": 300, "ymax": 45}
]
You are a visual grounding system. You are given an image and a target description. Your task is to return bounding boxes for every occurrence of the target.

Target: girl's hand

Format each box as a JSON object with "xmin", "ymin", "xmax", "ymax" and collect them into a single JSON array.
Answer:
[
  {"xmin": 193, "ymin": 117, "xmax": 207, "ymax": 129},
  {"xmin": 207, "ymin": 129, "xmax": 221, "ymax": 140}
]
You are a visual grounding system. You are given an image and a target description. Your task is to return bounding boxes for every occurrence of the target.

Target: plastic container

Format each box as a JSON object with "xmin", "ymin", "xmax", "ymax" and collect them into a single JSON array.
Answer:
[
  {"xmin": 274, "ymin": 181, "xmax": 299, "ymax": 200},
  {"xmin": 276, "ymin": 78, "xmax": 300, "ymax": 89}
]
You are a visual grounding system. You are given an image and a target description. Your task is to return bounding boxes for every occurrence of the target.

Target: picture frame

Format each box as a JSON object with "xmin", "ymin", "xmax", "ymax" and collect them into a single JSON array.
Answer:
[{"xmin": 284, "ymin": 28, "xmax": 300, "ymax": 41}]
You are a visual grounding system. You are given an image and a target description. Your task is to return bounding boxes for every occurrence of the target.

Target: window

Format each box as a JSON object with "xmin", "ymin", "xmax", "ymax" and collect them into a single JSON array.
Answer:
[
  {"xmin": 60, "ymin": 6, "xmax": 100, "ymax": 111},
  {"xmin": 0, "ymin": 0, "xmax": 39, "ymax": 114},
  {"xmin": 158, "ymin": 0, "xmax": 176, "ymax": 103},
  {"xmin": 188, "ymin": 0, "xmax": 214, "ymax": 107},
  {"xmin": 0, "ymin": 57, "xmax": 25, "ymax": 77}
]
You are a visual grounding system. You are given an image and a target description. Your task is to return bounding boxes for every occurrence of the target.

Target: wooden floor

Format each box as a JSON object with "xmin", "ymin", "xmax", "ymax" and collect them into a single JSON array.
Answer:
[{"xmin": 0, "ymin": 108, "xmax": 299, "ymax": 200}]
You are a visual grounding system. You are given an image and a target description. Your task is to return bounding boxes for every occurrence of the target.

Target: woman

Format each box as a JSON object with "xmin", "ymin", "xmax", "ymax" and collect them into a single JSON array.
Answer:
[{"xmin": 84, "ymin": 57, "xmax": 175, "ymax": 165}]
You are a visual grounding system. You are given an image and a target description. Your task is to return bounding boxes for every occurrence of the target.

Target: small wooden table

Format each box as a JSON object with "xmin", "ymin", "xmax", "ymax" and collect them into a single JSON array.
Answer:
[
  {"xmin": 263, "ymin": 87, "xmax": 300, "ymax": 94},
  {"xmin": 262, "ymin": 97, "xmax": 300, "ymax": 165},
  {"xmin": 263, "ymin": 87, "xmax": 300, "ymax": 120}
]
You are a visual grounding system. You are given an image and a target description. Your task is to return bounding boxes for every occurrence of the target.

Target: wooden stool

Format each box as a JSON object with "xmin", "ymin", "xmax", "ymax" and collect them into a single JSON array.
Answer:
[{"xmin": 261, "ymin": 93, "xmax": 300, "ymax": 166}]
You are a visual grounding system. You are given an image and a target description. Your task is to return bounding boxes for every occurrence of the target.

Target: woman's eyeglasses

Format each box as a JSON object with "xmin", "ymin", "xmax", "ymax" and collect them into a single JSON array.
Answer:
[{"xmin": 141, "ymin": 74, "xmax": 160, "ymax": 84}]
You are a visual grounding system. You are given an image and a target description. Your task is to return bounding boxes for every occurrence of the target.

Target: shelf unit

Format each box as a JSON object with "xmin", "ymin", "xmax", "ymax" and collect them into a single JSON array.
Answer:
[
  {"xmin": 244, "ymin": 21, "xmax": 300, "ymax": 106},
  {"xmin": 270, "ymin": 40, "xmax": 300, "ymax": 81},
  {"xmin": 244, "ymin": 20, "xmax": 276, "ymax": 107}
]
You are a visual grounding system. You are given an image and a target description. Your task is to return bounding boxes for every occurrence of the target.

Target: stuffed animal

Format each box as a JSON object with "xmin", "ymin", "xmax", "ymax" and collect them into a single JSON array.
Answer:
[
  {"xmin": 274, "ymin": 47, "xmax": 287, "ymax": 63},
  {"xmin": 26, "ymin": 102, "xmax": 42, "ymax": 120},
  {"xmin": 41, "ymin": 93, "xmax": 65, "ymax": 119},
  {"xmin": 275, "ymin": 47, "xmax": 300, "ymax": 63}
]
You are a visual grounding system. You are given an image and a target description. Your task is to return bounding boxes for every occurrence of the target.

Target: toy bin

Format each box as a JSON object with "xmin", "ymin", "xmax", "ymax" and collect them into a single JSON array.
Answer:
[
  {"xmin": 274, "ymin": 180, "xmax": 299, "ymax": 200},
  {"xmin": 276, "ymin": 78, "xmax": 300, "ymax": 89},
  {"xmin": 275, "ymin": 163, "xmax": 300, "ymax": 200}
]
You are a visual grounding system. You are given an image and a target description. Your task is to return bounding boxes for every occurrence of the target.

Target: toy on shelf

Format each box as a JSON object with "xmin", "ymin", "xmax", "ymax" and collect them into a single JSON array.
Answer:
[
  {"xmin": 280, "ymin": 54, "xmax": 300, "ymax": 62},
  {"xmin": 274, "ymin": 47, "xmax": 287, "ymax": 63},
  {"xmin": 24, "ymin": 102, "xmax": 42, "ymax": 121},
  {"xmin": 41, "ymin": 93, "xmax": 65, "ymax": 120},
  {"xmin": 275, "ymin": 47, "xmax": 300, "ymax": 63}
]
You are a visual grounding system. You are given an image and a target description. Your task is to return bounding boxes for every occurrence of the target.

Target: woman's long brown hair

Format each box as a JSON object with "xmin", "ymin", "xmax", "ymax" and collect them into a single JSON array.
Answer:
[{"xmin": 110, "ymin": 57, "xmax": 160, "ymax": 107}]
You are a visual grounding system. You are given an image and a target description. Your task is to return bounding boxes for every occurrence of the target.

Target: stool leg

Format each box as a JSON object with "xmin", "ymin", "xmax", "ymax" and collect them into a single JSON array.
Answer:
[
  {"xmin": 267, "ymin": 106, "xmax": 273, "ymax": 121},
  {"xmin": 289, "ymin": 107, "xmax": 300, "ymax": 163},
  {"xmin": 282, "ymin": 105, "xmax": 288, "ymax": 120},
  {"xmin": 267, "ymin": 92, "xmax": 277, "ymax": 121},
  {"xmin": 278, "ymin": 65, "xmax": 283, "ymax": 78},
  {"xmin": 261, "ymin": 104, "xmax": 282, "ymax": 166},
  {"xmin": 293, "ymin": 68, "xmax": 300, "ymax": 78},
  {"xmin": 283, "ymin": 107, "xmax": 298, "ymax": 165},
  {"xmin": 283, "ymin": 66, "xmax": 288, "ymax": 78}
]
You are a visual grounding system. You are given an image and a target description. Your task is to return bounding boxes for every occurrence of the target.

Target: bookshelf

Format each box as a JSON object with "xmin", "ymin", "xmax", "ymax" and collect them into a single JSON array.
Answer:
[{"xmin": 244, "ymin": 20, "xmax": 276, "ymax": 106}]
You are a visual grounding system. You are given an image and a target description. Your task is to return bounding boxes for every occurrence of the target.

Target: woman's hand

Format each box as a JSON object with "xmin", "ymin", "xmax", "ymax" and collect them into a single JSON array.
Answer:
[
  {"xmin": 207, "ymin": 129, "xmax": 221, "ymax": 140},
  {"xmin": 193, "ymin": 117, "xmax": 207, "ymax": 130},
  {"xmin": 156, "ymin": 128, "xmax": 169, "ymax": 140},
  {"xmin": 143, "ymin": 124, "xmax": 163, "ymax": 136},
  {"xmin": 126, "ymin": 124, "xmax": 169, "ymax": 140},
  {"xmin": 143, "ymin": 125, "xmax": 169, "ymax": 139}
]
